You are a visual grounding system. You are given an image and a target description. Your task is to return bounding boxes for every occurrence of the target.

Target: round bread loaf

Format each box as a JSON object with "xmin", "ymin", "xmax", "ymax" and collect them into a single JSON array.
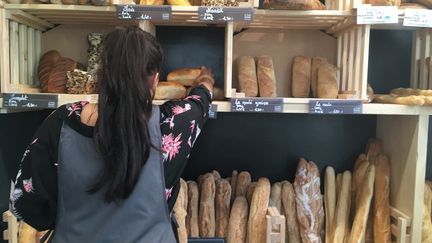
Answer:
[
  {"xmin": 47, "ymin": 57, "xmax": 78, "ymax": 93},
  {"xmin": 37, "ymin": 50, "xmax": 61, "ymax": 92}
]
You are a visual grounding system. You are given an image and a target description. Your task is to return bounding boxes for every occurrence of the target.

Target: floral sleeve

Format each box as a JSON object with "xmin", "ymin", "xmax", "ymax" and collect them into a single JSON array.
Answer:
[
  {"xmin": 9, "ymin": 107, "xmax": 67, "ymax": 230},
  {"xmin": 159, "ymin": 84, "xmax": 212, "ymax": 210}
]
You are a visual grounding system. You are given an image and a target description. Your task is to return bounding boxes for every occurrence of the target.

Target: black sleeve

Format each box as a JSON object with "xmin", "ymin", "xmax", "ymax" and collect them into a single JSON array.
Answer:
[
  {"xmin": 9, "ymin": 106, "xmax": 67, "ymax": 231},
  {"xmin": 159, "ymin": 85, "xmax": 212, "ymax": 210}
]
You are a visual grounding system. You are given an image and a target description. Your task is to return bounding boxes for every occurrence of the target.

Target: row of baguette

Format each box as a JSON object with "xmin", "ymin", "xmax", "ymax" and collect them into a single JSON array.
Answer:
[
  {"xmin": 172, "ymin": 138, "xmax": 392, "ymax": 243},
  {"xmin": 373, "ymin": 88, "xmax": 432, "ymax": 106},
  {"xmin": 237, "ymin": 55, "xmax": 340, "ymax": 99}
]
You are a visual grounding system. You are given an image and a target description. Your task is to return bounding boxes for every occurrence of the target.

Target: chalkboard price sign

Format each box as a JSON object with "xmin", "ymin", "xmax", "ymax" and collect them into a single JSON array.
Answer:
[
  {"xmin": 198, "ymin": 7, "xmax": 253, "ymax": 22},
  {"xmin": 309, "ymin": 100, "xmax": 363, "ymax": 114},
  {"xmin": 116, "ymin": 5, "xmax": 172, "ymax": 21},
  {"xmin": 188, "ymin": 238, "xmax": 224, "ymax": 243},
  {"xmin": 231, "ymin": 98, "xmax": 283, "ymax": 113},
  {"xmin": 208, "ymin": 104, "xmax": 218, "ymax": 119},
  {"xmin": 3, "ymin": 93, "xmax": 58, "ymax": 109}
]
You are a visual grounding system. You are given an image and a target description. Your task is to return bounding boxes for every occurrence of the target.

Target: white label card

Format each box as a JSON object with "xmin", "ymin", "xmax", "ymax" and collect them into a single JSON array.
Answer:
[
  {"xmin": 403, "ymin": 9, "xmax": 432, "ymax": 28},
  {"xmin": 357, "ymin": 5, "xmax": 399, "ymax": 24}
]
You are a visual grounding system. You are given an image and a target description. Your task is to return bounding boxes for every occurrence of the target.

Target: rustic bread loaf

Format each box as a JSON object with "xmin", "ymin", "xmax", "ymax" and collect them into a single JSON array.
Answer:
[
  {"xmin": 281, "ymin": 181, "xmax": 301, "ymax": 243},
  {"xmin": 334, "ymin": 171, "xmax": 352, "ymax": 243},
  {"xmin": 246, "ymin": 182, "xmax": 258, "ymax": 205},
  {"xmin": 230, "ymin": 170, "xmax": 239, "ymax": 202},
  {"xmin": 373, "ymin": 154, "xmax": 391, "ymax": 243},
  {"xmin": 215, "ymin": 179, "xmax": 231, "ymax": 238},
  {"xmin": 311, "ymin": 57, "xmax": 327, "ymax": 98},
  {"xmin": 271, "ymin": 182, "xmax": 282, "ymax": 213},
  {"xmin": 325, "ymin": 166, "xmax": 336, "ymax": 243},
  {"xmin": 187, "ymin": 181, "xmax": 200, "ymax": 237},
  {"xmin": 238, "ymin": 56, "xmax": 259, "ymax": 97},
  {"xmin": 257, "ymin": 55, "xmax": 277, "ymax": 97},
  {"xmin": 47, "ymin": 57, "xmax": 78, "ymax": 93},
  {"xmin": 317, "ymin": 63, "xmax": 339, "ymax": 99},
  {"xmin": 292, "ymin": 56, "xmax": 311, "ymax": 98},
  {"xmin": 236, "ymin": 171, "xmax": 252, "ymax": 198},
  {"xmin": 155, "ymin": 81, "xmax": 187, "ymax": 100},
  {"xmin": 174, "ymin": 179, "xmax": 188, "ymax": 243},
  {"xmin": 199, "ymin": 173, "xmax": 216, "ymax": 237},
  {"xmin": 37, "ymin": 50, "xmax": 61, "ymax": 92},
  {"xmin": 227, "ymin": 196, "xmax": 249, "ymax": 243},
  {"xmin": 167, "ymin": 68, "xmax": 200, "ymax": 86}
]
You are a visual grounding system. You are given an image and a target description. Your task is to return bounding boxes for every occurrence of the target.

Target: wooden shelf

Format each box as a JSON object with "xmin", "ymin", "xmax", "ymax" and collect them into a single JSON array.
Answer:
[
  {"xmin": 3, "ymin": 93, "xmax": 432, "ymax": 115},
  {"xmin": 3, "ymin": 4, "xmax": 356, "ymax": 32}
]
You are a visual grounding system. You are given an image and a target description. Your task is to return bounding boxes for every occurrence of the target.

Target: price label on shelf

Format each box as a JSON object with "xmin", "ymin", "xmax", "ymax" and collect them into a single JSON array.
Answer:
[
  {"xmin": 403, "ymin": 9, "xmax": 432, "ymax": 28},
  {"xmin": 2, "ymin": 93, "xmax": 58, "ymax": 109},
  {"xmin": 208, "ymin": 104, "xmax": 218, "ymax": 119},
  {"xmin": 309, "ymin": 100, "xmax": 363, "ymax": 114},
  {"xmin": 357, "ymin": 5, "xmax": 398, "ymax": 24},
  {"xmin": 231, "ymin": 98, "xmax": 283, "ymax": 113},
  {"xmin": 198, "ymin": 7, "xmax": 253, "ymax": 22},
  {"xmin": 116, "ymin": 5, "xmax": 172, "ymax": 21}
]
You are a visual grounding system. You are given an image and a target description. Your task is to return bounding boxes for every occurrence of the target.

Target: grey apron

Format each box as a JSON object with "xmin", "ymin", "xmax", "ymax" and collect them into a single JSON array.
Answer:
[{"xmin": 52, "ymin": 106, "xmax": 176, "ymax": 243}]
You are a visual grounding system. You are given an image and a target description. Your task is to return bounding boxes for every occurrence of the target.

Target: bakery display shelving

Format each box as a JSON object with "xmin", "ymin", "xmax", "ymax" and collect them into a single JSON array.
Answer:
[{"xmin": 1, "ymin": 1, "xmax": 432, "ymax": 242}]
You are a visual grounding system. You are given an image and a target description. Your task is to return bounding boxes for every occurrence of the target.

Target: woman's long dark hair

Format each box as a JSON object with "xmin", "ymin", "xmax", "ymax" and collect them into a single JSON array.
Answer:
[{"xmin": 90, "ymin": 26, "xmax": 163, "ymax": 202}]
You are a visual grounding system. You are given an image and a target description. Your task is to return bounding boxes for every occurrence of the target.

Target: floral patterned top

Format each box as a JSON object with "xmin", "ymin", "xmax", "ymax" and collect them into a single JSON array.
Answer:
[{"xmin": 9, "ymin": 85, "xmax": 212, "ymax": 230}]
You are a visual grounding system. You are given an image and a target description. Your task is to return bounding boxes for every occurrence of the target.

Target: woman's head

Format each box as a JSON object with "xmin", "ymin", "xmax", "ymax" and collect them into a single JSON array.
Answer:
[{"xmin": 91, "ymin": 26, "xmax": 163, "ymax": 202}]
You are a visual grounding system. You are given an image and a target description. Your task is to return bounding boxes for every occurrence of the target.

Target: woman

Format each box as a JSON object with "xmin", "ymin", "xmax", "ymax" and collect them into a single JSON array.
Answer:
[{"xmin": 9, "ymin": 26, "xmax": 214, "ymax": 242}]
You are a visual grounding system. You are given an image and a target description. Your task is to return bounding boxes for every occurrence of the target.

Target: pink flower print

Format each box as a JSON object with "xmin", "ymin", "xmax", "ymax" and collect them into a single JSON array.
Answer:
[
  {"xmin": 165, "ymin": 187, "xmax": 173, "ymax": 200},
  {"xmin": 161, "ymin": 133, "xmax": 182, "ymax": 162},
  {"xmin": 23, "ymin": 178, "xmax": 34, "ymax": 193},
  {"xmin": 172, "ymin": 104, "xmax": 191, "ymax": 116},
  {"xmin": 185, "ymin": 95, "xmax": 201, "ymax": 101},
  {"xmin": 190, "ymin": 120, "xmax": 196, "ymax": 133}
]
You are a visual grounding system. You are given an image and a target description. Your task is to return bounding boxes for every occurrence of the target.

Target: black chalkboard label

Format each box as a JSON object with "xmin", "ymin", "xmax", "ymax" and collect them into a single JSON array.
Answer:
[
  {"xmin": 3, "ymin": 93, "xmax": 58, "ymax": 109},
  {"xmin": 231, "ymin": 98, "xmax": 283, "ymax": 113},
  {"xmin": 208, "ymin": 104, "xmax": 217, "ymax": 119},
  {"xmin": 188, "ymin": 238, "xmax": 224, "ymax": 243},
  {"xmin": 116, "ymin": 5, "xmax": 172, "ymax": 21},
  {"xmin": 309, "ymin": 100, "xmax": 363, "ymax": 114},
  {"xmin": 198, "ymin": 7, "xmax": 253, "ymax": 22}
]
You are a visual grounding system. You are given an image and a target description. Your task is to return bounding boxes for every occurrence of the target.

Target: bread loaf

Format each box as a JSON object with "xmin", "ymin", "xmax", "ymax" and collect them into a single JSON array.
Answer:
[
  {"xmin": 374, "ymin": 155, "xmax": 391, "ymax": 243},
  {"xmin": 38, "ymin": 50, "xmax": 61, "ymax": 92},
  {"xmin": 292, "ymin": 56, "xmax": 311, "ymax": 98},
  {"xmin": 423, "ymin": 182, "xmax": 432, "ymax": 243},
  {"xmin": 187, "ymin": 181, "xmax": 200, "ymax": 237},
  {"xmin": 354, "ymin": 154, "xmax": 368, "ymax": 172},
  {"xmin": 352, "ymin": 160, "xmax": 370, "ymax": 215},
  {"xmin": 281, "ymin": 181, "xmax": 301, "ymax": 243},
  {"xmin": 215, "ymin": 179, "xmax": 231, "ymax": 238},
  {"xmin": 294, "ymin": 159, "xmax": 324, "ymax": 243},
  {"xmin": 247, "ymin": 177, "xmax": 271, "ymax": 243},
  {"xmin": 246, "ymin": 182, "xmax": 258, "ymax": 205},
  {"xmin": 212, "ymin": 170, "xmax": 221, "ymax": 180},
  {"xmin": 167, "ymin": 68, "xmax": 200, "ymax": 86},
  {"xmin": 230, "ymin": 170, "xmax": 239, "ymax": 202},
  {"xmin": 212, "ymin": 87, "xmax": 225, "ymax": 101},
  {"xmin": 271, "ymin": 182, "xmax": 282, "ymax": 213},
  {"xmin": 238, "ymin": 56, "xmax": 258, "ymax": 97},
  {"xmin": 227, "ymin": 196, "xmax": 249, "ymax": 243},
  {"xmin": 235, "ymin": 171, "xmax": 251, "ymax": 197},
  {"xmin": 333, "ymin": 171, "xmax": 352, "ymax": 243},
  {"xmin": 199, "ymin": 174, "xmax": 216, "ymax": 237},
  {"xmin": 325, "ymin": 166, "xmax": 336, "ymax": 243},
  {"xmin": 19, "ymin": 222, "xmax": 37, "ymax": 243},
  {"xmin": 155, "ymin": 81, "xmax": 187, "ymax": 100},
  {"xmin": 374, "ymin": 94, "xmax": 425, "ymax": 105},
  {"xmin": 317, "ymin": 63, "xmax": 339, "ymax": 99},
  {"xmin": 336, "ymin": 173, "xmax": 342, "ymax": 202},
  {"xmin": 311, "ymin": 57, "xmax": 327, "ymax": 98},
  {"xmin": 257, "ymin": 56, "xmax": 277, "ymax": 97},
  {"xmin": 366, "ymin": 138, "xmax": 383, "ymax": 164},
  {"xmin": 47, "ymin": 57, "xmax": 79, "ymax": 93},
  {"xmin": 348, "ymin": 164, "xmax": 375, "ymax": 243},
  {"xmin": 174, "ymin": 179, "xmax": 188, "ymax": 243}
]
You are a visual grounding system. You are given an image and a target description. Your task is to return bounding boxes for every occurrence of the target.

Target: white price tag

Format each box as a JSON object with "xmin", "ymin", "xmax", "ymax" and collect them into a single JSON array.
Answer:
[
  {"xmin": 357, "ymin": 5, "xmax": 398, "ymax": 24},
  {"xmin": 403, "ymin": 9, "xmax": 432, "ymax": 28}
]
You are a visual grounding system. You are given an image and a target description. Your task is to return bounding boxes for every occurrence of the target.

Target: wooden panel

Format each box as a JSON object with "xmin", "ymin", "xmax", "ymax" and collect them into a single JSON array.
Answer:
[
  {"xmin": 359, "ymin": 25, "xmax": 370, "ymax": 100},
  {"xmin": 354, "ymin": 27, "xmax": 361, "ymax": 95},
  {"xmin": 376, "ymin": 115, "xmax": 429, "ymax": 243},
  {"xmin": 411, "ymin": 30, "xmax": 421, "ymax": 89},
  {"xmin": 337, "ymin": 34, "xmax": 342, "ymax": 89},
  {"xmin": 232, "ymin": 29, "xmax": 337, "ymax": 97},
  {"xmin": 2, "ymin": 211, "xmax": 18, "ymax": 243},
  {"xmin": 34, "ymin": 30, "xmax": 41, "ymax": 87},
  {"xmin": 341, "ymin": 32, "xmax": 348, "ymax": 91},
  {"xmin": 347, "ymin": 29, "xmax": 355, "ymax": 91},
  {"xmin": 9, "ymin": 20, "xmax": 19, "ymax": 85},
  {"xmin": 19, "ymin": 23, "xmax": 28, "ymax": 85},
  {"xmin": 225, "ymin": 22, "xmax": 233, "ymax": 98},
  {"xmin": 0, "ymin": 9, "xmax": 11, "ymax": 93},
  {"xmin": 27, "ymin": 27, "xmax": 35, "ymax": 87}
]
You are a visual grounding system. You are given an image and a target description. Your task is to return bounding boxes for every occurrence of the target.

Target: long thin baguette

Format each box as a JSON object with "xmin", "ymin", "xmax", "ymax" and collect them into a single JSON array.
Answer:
[
  {"xmin": 333, "ymin": 171, "xmax": 352, "ymax": 243},
  {"xmin": 348, "ymin": 165, "xmax": 376, "ymax": 243},
  {"xmin": 271, "ymin": 182, "xmax": 282, "ymax": 213},
  {"xmin": 230, "ymin": 170, "xmax": 239, "ymax": 202},
  {"xmin": 215, "ymin": 179, "xmax": 231, "ymax": 238},
  {"xmin": 352, "ymin": 160, "xmax": 370, "ymax": 215},
  {"xmin": 281, "ymin": 181, "xmax": 301, "ymax": 243},
  {"xmin": 246, "ymin": 182, "xmax": 258, "ymax": 205},
  {"xmin": 227, "ymin": 196, "xmax": 249, "ymax": 243},
  {"xmin": 366, "ymin": 138, "xmax": 383, "ymax": 164},
  {"xmin": 373, "ymin": 154, "xmax": 391, "ymax": 243},
  {"xmin": 325, "ymin": 166, "xmax": 336, "ymax": 243},
  {"xmin": 336, "ymin": 173, "xmax": 342, "ymax": 202},
  {"xmin": 247, "ymin": 177, "xmax": 271, "ymax": 243},
  {"xmin": 199, "ymin": 174, "xmax": 216, "ymax": 237},
  {"xmin": 173, "ymin": 179, "xmax": 188, "ymax": 243},
  {"xmin": 236, "ymin": 171, "xmax": 252, "ymax": 197},
  {"xmin": 187, "ymin": 181, "xmax": 200, "ymax": 237}
]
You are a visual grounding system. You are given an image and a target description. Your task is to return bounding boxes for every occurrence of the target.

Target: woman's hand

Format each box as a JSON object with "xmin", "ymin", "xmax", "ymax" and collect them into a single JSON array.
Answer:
[{"xmin": 194, "ymin": 66, "xmax": 214, "ymax": 92}]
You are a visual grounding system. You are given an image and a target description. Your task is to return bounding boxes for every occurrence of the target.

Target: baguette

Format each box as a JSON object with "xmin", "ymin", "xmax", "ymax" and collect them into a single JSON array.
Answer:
[
  {"xmin": 373, "ymin": 94, "xmax": 425, "ymax": 105},
  {"xmin": 212, "ymin": 170, "xmax": 221, "ymax": 180},
  {"xmin": 187, "ymin": 181, "xmax": 200, "ymax": 237},
  {"xmin": 271, "ymin": 182, "xmax": 282, "ymax": 213},
  {"xmin": 374, "ymin": 155, "xmax": 391, "ymax": 243},
  {"xmin": 348, "ymin": 165, "xmax": 375, "ymax": 243},
  {"xmin": 236, "ymin": 171, "xmax": 252, "ymax": 197},
  {"xmin": 246, "ymin": 182, "xmax": 258, "ymax": 205},
  {"xmin": 366, "ymin": 138, "xmax": 383, "ymax": 164},
  {"xmin": 18, "ymin": 222, "xmax": 37, "ymax": 243},
  {"xmin": 199, "ymin": 174, "xmax": 216, "ymax": 237},
  {"xmin": 325, "ymin": 166, "xmax": 336, "ymax": 243},
  {"xmin": 247, "ymin": 177, "xmax": 271, "ymax": 243},
  {"xmin": 354, "ymin": 154, "xmax": 368, "ymax": 172},
  {"xmin": 352, "ymin": 160, "xmax": 370, "ymax": 217},
  {"xmin": 336, "ymin": 173, "xmax": 342, "ymax": 202},
  {"xmin": 215, "ymin": 179, "xmax": 231, "ymax": 238},
  {"xmin": 231, "ymin": 170, "xmax": 239, "ymax": 202},
  {"xmin": 173, "ymin": 179, "xmax": 188, "ymax": 243},
  {"xmin": 281, "ymin": 181, "xmax": 301, "ymax": 243},
  {"xmin": 333, "ymin": 171, "xmax": 352, "ymax": 243},
  {"xmin": 227, "ymin": 196, "xmax": 249, "ymax": 243}
]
